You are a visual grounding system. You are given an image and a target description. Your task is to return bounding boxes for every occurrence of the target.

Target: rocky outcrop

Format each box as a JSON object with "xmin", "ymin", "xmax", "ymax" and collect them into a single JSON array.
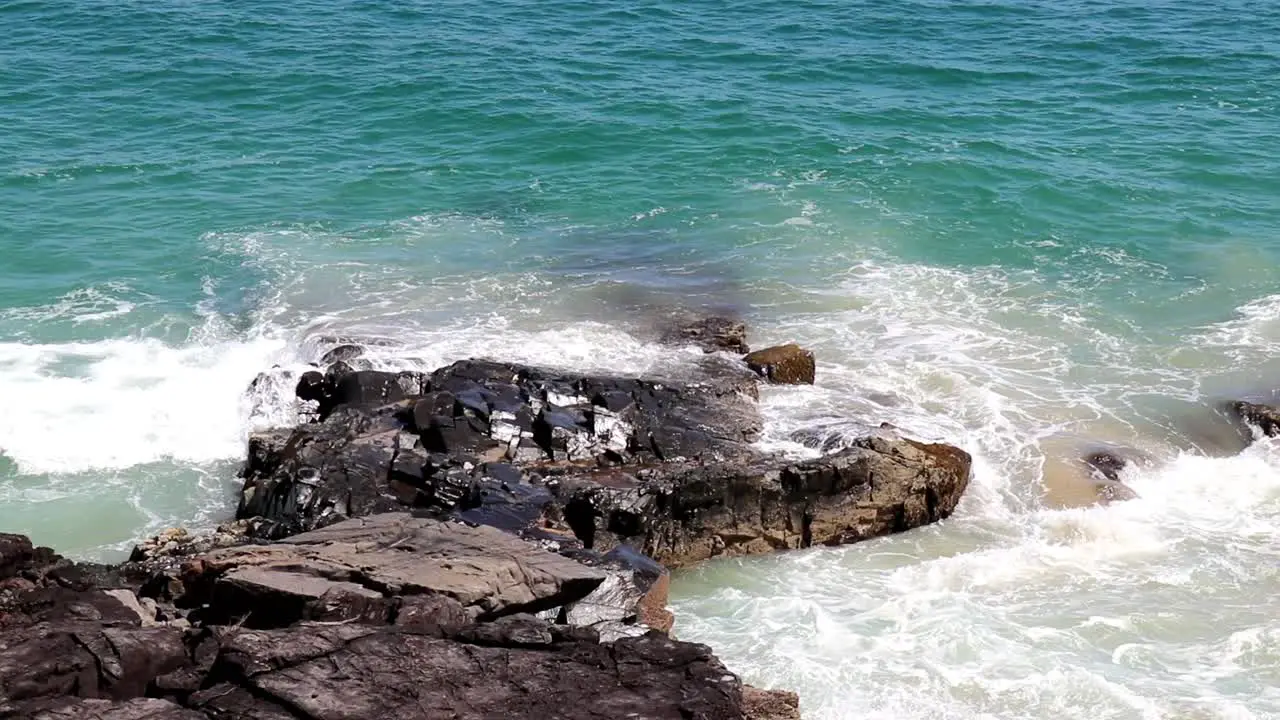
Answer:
[
  {"xmin": 238, "ymin": 359, "xmax": 763, "ymax": 540},
  {"xmin": 552, "ymin": 434, "xmax": 971, "ymax": 567},
  {"xmin": 0, "ymin": 529, "xmax": 784, "ymax": 720},
  {"xmin": 744, "ymin": 344, "xmax": 816, "ymax": 385},
  {"xmin": 238, "ymin": 360, "xmax": 967, "ymax": 561},
  {"xmin": 2, "ymin": 322, "xmax": 980, "ymax": 719}
]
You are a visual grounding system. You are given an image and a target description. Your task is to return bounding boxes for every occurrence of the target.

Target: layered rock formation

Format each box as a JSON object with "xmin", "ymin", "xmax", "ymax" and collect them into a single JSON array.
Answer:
[{"xmin": 1, "ymin": 320, "xmax": 973, "ymax": 719}]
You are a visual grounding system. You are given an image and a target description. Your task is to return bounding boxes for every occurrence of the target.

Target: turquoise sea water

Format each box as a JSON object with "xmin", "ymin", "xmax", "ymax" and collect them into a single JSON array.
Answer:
[{"xmin": 4, "ymin": 1, "xmax": 1280, "ymax": 717}]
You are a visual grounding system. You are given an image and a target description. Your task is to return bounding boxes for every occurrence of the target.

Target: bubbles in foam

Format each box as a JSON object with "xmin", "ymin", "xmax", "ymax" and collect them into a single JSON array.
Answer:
[
  {"xmin": 666, "ymin": 252, "xmax": 1280, "ymax": 720},
  {"xmin": 0, "ymin": 334, "xmax": 293, "ymax": 475}
]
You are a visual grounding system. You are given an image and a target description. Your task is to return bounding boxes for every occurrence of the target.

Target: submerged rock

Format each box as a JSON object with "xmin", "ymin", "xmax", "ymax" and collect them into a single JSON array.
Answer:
[
  {"xmin": 1229, "ymin": 400, "xmax": 1280, "ymax": 438},
  {"xmin": 1081, "ymin": 450, "xmax": 1140, "ymax": 504},
  {"xmin": 318, "ymin": 343, "xmax": 364, "ymax": 365},
  {"xmin": 659, "ymin": 313, "xmax": 750, "ymax": 354},
  {"xmin": 744, "ymin": 344, "xmax": 816, "ymax": 385}
]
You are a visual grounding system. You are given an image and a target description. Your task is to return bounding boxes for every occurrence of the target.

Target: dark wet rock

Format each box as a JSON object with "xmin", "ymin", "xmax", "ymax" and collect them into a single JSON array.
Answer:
[
  {"xmin": 294, "ymin": 370, "xmax": 327, "ymax": 405},
  {"xmin": 243, "ymin": 357, "xmax": 968, "ymax": 568},
  {"xmin": 195, "ymin": 620, "xmax": 751, "ymax": 720},
  {"xmin": 180, "ymin": 513, "xmax": 606, "ymax": 628},
  {"xmin": 324, "ymin": 369, "xmax": 428, "ymax": 418},
  {"xmin": 742, "ymin": 687, "xmax": 802, "ymax": 720},
  {"xmin": 1229, "ymin": 400, "xmax": 1280, "ymax": 438},
  {"xmin": 318, "ymin": 343, "xmax": 364, "ymax": 365},
  {"xmin": 242, "ymin": 359, "xmax": 764, "ymax": 539},
  {"xmin": 27, "ymin": 697, "xmax": 205, "ymax": 720},
  {"xmin": 1082, "ymin": 451, "xmax": 1127, "ymax": 482},
  {"xmin": 554, "ymin": 435, "xmax": 971, "ymax": 568},
  {"xmin": 557, "ymin": 544, "xmax": 674, "ymax": 640},
  {"xmin": 0, "ymin": 623, "xmax": 187, "ymax": 715},
  {"xmin": 1081, "ymin": 450, "xmax": 1140, "ymax": 504},
  {"xmin": 0, "ymin": 533, "xmax": 54, "ymax": 581},
  {"xmin": 744, "ymin": 344, "xmax": 816, "ymax": 385},
  {"xmin": 660, "ymin": 314, "xmax": 750, "ymax": 354},
  {"xmin": 789, "ymin": 427, "xmax": 855, "ymax": 454}
]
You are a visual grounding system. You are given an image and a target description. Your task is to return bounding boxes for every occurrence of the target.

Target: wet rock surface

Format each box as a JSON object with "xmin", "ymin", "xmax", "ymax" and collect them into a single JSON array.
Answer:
[
  {"xmin": 4, "ymin": 322, "xmax": 979, "ymax": 719},
  {"xmin": 1229, "ymin": 400, "xmax": 1280, "ymax": 438},
  {"xmin": 744, "ymin": 344, "xmax": 816, "ymax": 385},
  {"xmin": 659, "ymin": 313, "xmax": 751, "ymax": 354}
]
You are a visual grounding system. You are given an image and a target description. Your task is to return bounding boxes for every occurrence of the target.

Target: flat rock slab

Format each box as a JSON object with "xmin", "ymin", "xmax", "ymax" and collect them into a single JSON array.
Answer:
[
  {"xmin": 196, "ymin": 621, "xmax": 751, "ymax": 720},
  {"xmin": 187, "ymin": 513, "xmax": 606, "ymax": 627},
  {"xmin": 30, "ymin": 698, "xmax": 205, "ymax": 720}
]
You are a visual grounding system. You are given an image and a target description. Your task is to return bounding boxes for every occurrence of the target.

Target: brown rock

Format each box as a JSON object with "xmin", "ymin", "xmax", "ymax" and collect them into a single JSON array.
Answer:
[
  {"xmin": 555, "ymin": 435, "xmax": 971, "ymax": 568},
  {"xmin": 183, "ymin": 513, "xmax": 606, "ymax": 627},
  {"xmin": 197, "ymin": 621, "xmax": 753, "ymax": 720},
  {"xmin": 743, "ymin": 686, "xmax": 802, "ymax": 720},
  {"xmin": 744, "ymin": 344, "xmax": 816, "ymax": 385},
  {"xmin": 660, "ymin": 314, "xmax": 751, "ymax": 354},
  {"xmin": 1230, "ymin": 400, "xmax": 1280, "ymax": 438},
  {"xmin": 0, "ymin": 623, "xmax": 188, "ymax": 714},
  {"xmin": 29, "ymin": 697, "xmax": 205, "ymax": 719}
]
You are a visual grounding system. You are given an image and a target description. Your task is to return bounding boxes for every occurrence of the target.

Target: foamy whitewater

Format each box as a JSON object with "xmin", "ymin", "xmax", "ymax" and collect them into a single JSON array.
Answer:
[{"xmin": 6, "ymin": 0, "xmax": 1280, "ymax": 716}]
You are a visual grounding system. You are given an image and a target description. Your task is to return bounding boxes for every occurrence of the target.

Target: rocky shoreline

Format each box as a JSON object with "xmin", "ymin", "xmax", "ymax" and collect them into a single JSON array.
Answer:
[{"xmin": 0, "ymin": 320, "xmax": 975, "ymax": 719}]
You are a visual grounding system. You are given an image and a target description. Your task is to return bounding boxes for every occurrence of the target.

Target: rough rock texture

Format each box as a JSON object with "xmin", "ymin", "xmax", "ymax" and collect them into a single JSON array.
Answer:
[
  {"xmin": 660, "ymin": 314, "xmax": 751, "ymax": 354},
  {"xmin": 555, "ymin": 545, "xmax": 674, "ymax": 640},
  {"xmin": 742, "ymin": 687, "xmax": 803, "ymax": 720},
  {"xmin": 29, "ymin": 698, "xmax": 206, "ymax": 720},
  {"xmin": 1081, "ymin": 450, "xmax": 1139, "ymax": 504},
  {"xmin": 1230, "ymin": 400, "xmax": 1280, "ymax": 438},
  {"xmin": 553, "ymin": 435, "xmax": 971, "ymax": 567},
  {"xmin": 193, "ymin": 619, "xmax": 751, "ymax": 720},
  {"xmin": 0, "ymin": 532, "xmax": 778, "ymax": 720},
  {"xmin": 744, "ymin": 344, "xmax": 816, "ymax": 385},
  {"xmin": 238, "ymin": 359, "xmax": 762, "ymax": 540},
  {"xmin": 182, "ymin": 513, "xmax": 605, "ymax": 627},
  {"xmin": 0, "ymin": 622, "xmax": 189, "ymax": 716}
]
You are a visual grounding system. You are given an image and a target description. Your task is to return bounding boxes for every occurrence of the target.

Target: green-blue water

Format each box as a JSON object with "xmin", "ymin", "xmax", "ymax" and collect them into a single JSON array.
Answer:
[{"xmin": 4, "ymin": 1, "xmax": 1280, "ymax": 717}]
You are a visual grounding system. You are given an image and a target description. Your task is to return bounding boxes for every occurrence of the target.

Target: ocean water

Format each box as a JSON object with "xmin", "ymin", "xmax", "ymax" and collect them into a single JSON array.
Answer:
[{"xmin": 4, "ymin": 0, "xmax": 1280, "ymax": 716}]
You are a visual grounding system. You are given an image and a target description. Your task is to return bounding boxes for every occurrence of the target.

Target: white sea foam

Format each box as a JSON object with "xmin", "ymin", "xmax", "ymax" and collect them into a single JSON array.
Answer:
[
  {"xmin": 669, "ymin": 257, "xmax": 1280, "ymax": 720},
  {"xmin": 0, "ymin": 334, "xmax": 294, "ymax": 475},
  {"xmin": 7, "ymin": 216, "xmax": 1280, "ymax": 716}
]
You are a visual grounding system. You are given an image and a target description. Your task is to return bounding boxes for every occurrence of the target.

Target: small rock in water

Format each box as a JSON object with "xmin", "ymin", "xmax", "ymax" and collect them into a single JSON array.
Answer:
[
  {"xmin": 658, "ymin": 313, "xmax": 750, "ymax": 354},
  {"xmin": 1081, "ymin": 450, "xmax": 1139, "ymax": 504},
  {"xmin": 1228, "ymin": 400, "xmax": 1280, "ymax": 438},
  {"xmin": 320, "ymin": 343, "xmax": 365, "ymax": 365},
  {"xmin": 744, "ymin": 344, "xmax": 816, "ymax": 385}
]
